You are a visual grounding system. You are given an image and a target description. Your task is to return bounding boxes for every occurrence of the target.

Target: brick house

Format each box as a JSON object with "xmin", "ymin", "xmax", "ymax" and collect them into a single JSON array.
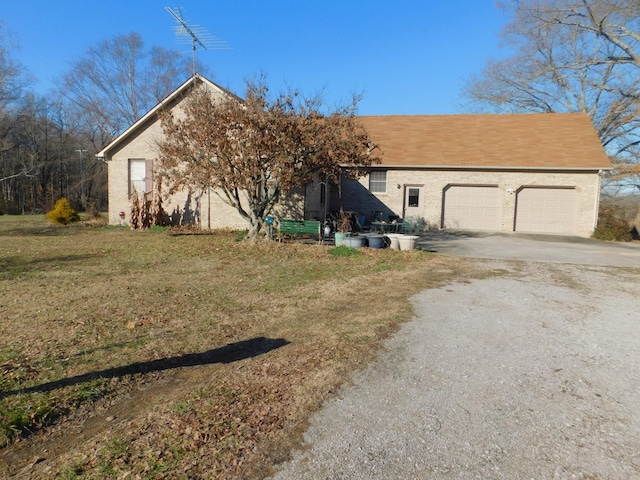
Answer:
[
  {"xmin": 99, "ymin": 74, "xmax": 610, "ymax": 236},
  {"xmin": 306, "ymin": 114, "xmax": 611, "ymax": 236}
]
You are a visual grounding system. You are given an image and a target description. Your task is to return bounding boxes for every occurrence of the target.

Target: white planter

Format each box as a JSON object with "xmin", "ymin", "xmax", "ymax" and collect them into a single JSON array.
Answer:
[
  {"xmin": 398, "ymin": 235, "xmax": 419, "ymax": 251},
  {"xmin": 365, "ymin": 235, "xmax": 385, "ymax": 249},
  {"xmin": 384, "ymin": 233, "xmax": 402, "ymax": 250},
  {"xmin": 342, "ymin": 236, "xmax": 365, "ymax": 248}
]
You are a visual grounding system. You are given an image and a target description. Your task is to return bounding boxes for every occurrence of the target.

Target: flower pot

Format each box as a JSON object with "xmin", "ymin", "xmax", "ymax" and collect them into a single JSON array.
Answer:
[
  {"xmin": 384, "ymin": 233, "xmax": 402, "ymax": 250},
  {"xmin": 398, "ymin": 235, "xmax": 419, "ymax": 251},
  {"xmin": 334, "ymin": 232, "xmax": 347, "ymax": 247},
  {"xmin": 342, "ymin": 236, "xmax": 365, "ymax": 248},
  {"xmin": 366, "ymin": 235, "xmax": 385, "ymax": 249}
]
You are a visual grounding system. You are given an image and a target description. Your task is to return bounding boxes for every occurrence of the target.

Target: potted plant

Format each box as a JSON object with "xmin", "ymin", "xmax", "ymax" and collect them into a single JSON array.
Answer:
[
  {"xmin": 338, "ymin": 209, "xmax": 368, "ymax": 248},
  {"xmin": 334, "ymin": 209, "xmax": 356, "ymax": 247}
]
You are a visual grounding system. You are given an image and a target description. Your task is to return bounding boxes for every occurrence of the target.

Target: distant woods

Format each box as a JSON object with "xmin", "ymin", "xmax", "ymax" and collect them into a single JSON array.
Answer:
[{"xmin": 0, "ymin": 30, "xmax": 196, "ymax": 215}]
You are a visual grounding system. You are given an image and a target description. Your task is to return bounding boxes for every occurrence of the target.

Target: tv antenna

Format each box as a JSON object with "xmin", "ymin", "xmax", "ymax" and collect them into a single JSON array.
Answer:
[{"xmin": 165, "ymin": 6, "xmax": 231, "ymax": 75}]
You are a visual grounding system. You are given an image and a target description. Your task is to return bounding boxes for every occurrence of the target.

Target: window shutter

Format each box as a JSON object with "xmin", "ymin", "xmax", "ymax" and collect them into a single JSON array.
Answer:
[{"xmin": 145, "ymin": 159, "xmax": 154, "ymax": 193}]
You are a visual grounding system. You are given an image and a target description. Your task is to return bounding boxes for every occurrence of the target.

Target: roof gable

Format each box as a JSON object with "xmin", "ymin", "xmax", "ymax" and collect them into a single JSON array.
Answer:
[
  {"xmin": 359, "ymin": 113, "xmax": 611, "ymax": 170},
  {"xmin": 96, "ymin": 74, "xmax": 238, "ymax": 159}
]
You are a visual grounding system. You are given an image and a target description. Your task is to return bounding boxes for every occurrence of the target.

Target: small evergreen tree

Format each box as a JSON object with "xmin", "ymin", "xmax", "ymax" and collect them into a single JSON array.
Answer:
[{"xmin": 46, "ymin": 198, "xmax": 80, "ymax": 225}]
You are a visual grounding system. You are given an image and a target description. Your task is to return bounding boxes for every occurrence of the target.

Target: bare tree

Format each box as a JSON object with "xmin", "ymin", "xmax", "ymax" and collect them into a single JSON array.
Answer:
[
  {"xmin": 0, "ymin": 24, "xmax": 110, "ymax": 214},
  {"xmin": 158, "ymin": 78, "xmax": 380, "ymax": 239},
  {"xmin": 0, "ymin": 25, "xmax": 31, "ymax": 127},
  {"xmin": 0, "ymin": 24, "xmax": 40, "ymax": 213},
  {"xmin": 60, "ymin": 32, "xmax": 197, "ymax": 148},
  {"xmin": 0, "ymin": 93, "xmax": 94, "ymax": 214},
  {"xmin": 0, "ymin": 22, "xmax": 34, "ymax": 154},
  {"xmin": 463, "ymin": 0, "xmax": 640, "ymax": 189}
]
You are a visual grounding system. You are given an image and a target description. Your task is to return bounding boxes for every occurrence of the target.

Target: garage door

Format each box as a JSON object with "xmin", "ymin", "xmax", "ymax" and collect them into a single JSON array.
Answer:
[
  {"xmin": 442, "ymin": 185, "xmax": 501, "ymax": 230},
  {"xmin": 515, "ymin": 187, "xmax": 577, "ymax": 234}
]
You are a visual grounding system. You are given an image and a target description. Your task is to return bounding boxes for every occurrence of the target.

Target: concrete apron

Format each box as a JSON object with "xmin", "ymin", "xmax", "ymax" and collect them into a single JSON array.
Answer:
[{"xmin": 416, "ymin": 231, "xmax": 640, "ymax": 268}]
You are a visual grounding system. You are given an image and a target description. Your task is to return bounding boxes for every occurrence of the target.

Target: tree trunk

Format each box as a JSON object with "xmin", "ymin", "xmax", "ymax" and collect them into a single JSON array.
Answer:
[
  {"xmin": 246, "ymin": 215, "xmax": 264, "ymax": 240},
  {"xmin": 633, "ymin": 207, "xmax": 640, "ymax": 239}
]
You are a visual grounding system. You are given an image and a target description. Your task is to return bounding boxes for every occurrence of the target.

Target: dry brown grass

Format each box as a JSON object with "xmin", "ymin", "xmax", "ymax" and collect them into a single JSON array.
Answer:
[{"xmin": 0, "ymin": 217, "xmax": 499, "ymax": 479}]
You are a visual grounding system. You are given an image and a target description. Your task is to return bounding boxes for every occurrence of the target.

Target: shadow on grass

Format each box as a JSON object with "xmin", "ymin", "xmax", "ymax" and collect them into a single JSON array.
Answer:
[
  {"xmin": 0, "ymin": 226, "xmax": 78, "ymax": 237},
  {"xmin": 0, "ymin": 337, "xmax": 289, "ymax": 399},
  {"xmin": 0, "ymin": 254, "xmax": 98, "ymax": 277},
  {"xmin": 0, "ymin": 220, "xmax": 110, "ymax": 237}
]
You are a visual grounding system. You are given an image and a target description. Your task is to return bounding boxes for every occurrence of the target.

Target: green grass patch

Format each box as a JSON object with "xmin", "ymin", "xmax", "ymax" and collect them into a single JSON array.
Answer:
[
  {"xmin": 233, "ymin": 229, "xmax": 248, "ymax": 242},
  {"xmin": 328, "ymin": 245, "xmax": 361, "ymax": 256},
  {"xmin": 0, "ymin": 393, "xmax": 56, "ymax": 447},
  {"xmin": 149, "ymin": 225, "xmax": 170, "ymax": 232},
  {"xmin": 71, "ymin": 378, "xmax": 109, "ymax": 406}
]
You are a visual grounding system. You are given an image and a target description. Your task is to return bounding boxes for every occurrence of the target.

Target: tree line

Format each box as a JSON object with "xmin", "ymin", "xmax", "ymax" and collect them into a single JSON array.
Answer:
[{"xmin": 0, "ymin": 28, "xmax": 196, "ymax": 215}]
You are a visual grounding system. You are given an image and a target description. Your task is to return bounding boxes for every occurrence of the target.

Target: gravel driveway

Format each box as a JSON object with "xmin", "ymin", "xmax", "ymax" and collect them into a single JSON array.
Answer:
[{"xmin": 270, "ymin": 261, "xmax": 640, "ymax": 479}]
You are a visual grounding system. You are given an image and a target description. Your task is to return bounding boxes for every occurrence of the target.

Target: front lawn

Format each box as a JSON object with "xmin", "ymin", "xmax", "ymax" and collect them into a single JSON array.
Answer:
[{"xmin": 0, "ymin": 218, "xmax": 483, "ymax": 478}]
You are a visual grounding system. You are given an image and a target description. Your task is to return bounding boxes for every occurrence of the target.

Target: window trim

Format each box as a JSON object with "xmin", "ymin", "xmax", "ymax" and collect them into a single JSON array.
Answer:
[
  {"xmin": 369, "ymin": 170, "xmax": 387, "ymax": 193},
  {"xmin": 407, "ymin": 187, "xmax": 420, "ymax": 207},
  {"xmin": 128, "ymin": 158, "xmax": 153, "ymax": 197}
]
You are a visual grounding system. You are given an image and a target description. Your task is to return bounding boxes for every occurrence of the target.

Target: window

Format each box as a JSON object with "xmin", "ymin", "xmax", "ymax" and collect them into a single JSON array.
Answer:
[
  {"xmin": 369, "ymin": 171, "xmax": 387, "ymax": 193},
  {"xmin": 408, "ymin": 188, "xmax": 420, "ymax": 207},
  {"xmin": 129, "ymin": 159, "xmax": 151, "ymax": 196}
]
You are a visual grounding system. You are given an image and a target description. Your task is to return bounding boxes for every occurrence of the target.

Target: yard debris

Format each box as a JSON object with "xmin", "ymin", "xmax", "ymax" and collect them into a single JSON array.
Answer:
[{"xmin": 126, "ymin": 320, "xmax": 152, "ymax": 329}]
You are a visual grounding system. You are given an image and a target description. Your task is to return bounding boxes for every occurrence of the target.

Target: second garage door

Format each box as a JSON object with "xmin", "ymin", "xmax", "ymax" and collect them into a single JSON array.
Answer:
[
  {"xmin": 515, "ymin": 187, "xmax": 577, "ymax": 234},
  {"xmin": 442, "ymin": 185, "xmax": 501, "ymax": 230}
]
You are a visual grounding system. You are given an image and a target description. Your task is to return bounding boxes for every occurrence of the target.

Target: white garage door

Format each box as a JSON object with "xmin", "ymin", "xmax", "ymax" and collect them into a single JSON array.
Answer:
[
  {"xmin": 515, "ymin": 187, "xmax": 577, "ymax": 234},
  {"xmin": 442, "ymin": 185, "xmax": 501, "ymax": 230}
]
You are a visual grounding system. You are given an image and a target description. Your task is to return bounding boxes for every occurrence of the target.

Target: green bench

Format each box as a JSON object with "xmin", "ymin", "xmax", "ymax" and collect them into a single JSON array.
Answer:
[{"xmin": 279, "ymin": 219, "xmax": 321, "ymax": 241}]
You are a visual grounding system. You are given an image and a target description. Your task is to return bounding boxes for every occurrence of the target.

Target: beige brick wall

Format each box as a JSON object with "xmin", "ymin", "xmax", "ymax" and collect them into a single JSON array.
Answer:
[
  {"xmin": 339, "ymin": 169, "xmax": 601, "ymax": 237},
  {"xmin": 108, "ymin": 117, "xmax": 305, "ymax": 231},
  {"xmin": 107, "ymin": 88, "xmax": 250, "ymax": 230},
  {"xmin": 107, "ymin": 118, "xmax": 161, "ymax": 226},
  {"xmin": 109, "ymin": 129, "xmax": 250, "ymax": 230}
]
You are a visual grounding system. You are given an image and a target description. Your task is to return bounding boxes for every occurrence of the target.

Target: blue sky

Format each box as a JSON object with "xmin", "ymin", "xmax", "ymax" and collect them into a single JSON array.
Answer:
[{"xmin": 1, "ymin": 1, "xmax": 510, "ymax": 115}]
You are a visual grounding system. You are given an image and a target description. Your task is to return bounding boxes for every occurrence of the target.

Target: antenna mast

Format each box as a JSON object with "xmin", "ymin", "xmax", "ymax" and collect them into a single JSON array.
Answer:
[{"xmin": 165, "ymin": 6, "xmax": 231, "ymax": 75}]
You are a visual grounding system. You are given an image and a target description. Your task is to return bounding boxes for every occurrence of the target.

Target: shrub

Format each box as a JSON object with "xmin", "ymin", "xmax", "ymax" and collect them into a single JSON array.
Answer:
[
  {"xmin": 86, "ymin": 202, "xmax": 102, "ymax": 220},
  {"xmin": 46, "ymin": 198, "xmax": 80, "ymax": 225},
  {"xmin": 234, "ymin": 229, "xmax": 249, "ymax": 242},
  {"xmin": 592, "ymin": 206, "xmax": 632, "ymax": 242},
  {"xmin": 129, "ymin": 184, "xmax": 167, "ymax": 230}
]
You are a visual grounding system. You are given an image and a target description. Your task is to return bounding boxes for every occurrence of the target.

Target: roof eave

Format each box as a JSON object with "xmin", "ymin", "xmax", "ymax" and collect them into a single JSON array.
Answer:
[
  {"xmin": 366, "ymin": 164, "xmax": 612, "ymax": 172},
  {"xmin": 96, "ymin": 74, "xmax": 239, "ymax": 159}
]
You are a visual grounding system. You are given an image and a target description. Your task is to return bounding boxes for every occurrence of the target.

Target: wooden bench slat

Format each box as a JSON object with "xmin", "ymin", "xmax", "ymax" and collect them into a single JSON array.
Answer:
[{"xmin": 279, "ymin": 219, "xmax": 321, "ymax": 238}]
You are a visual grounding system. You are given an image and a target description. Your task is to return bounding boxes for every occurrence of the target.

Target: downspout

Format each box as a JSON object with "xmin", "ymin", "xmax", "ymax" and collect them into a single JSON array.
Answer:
[
  {"xmin": 401, "ymin": 185, "xmax": 407, "ymax": 220},
  {"xmin": 303, "ymin": 183, "xmax": 308, "ymax": 220},
  {"xmin": 593, "ymin": 171, "xmax": 603, "ymax": 232}
]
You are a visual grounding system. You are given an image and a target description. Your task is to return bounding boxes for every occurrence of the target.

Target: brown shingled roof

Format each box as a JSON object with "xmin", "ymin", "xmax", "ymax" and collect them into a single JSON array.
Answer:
[{"xmin": 359, "ymin": 113, "xmax": 611, "ymax": 169}]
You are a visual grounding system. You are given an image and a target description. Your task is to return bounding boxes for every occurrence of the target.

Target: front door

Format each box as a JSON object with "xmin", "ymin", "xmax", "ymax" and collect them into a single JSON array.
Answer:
[{"xmin": 403, "ymin": 185, "xmax": 424, "ymax": 220}]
